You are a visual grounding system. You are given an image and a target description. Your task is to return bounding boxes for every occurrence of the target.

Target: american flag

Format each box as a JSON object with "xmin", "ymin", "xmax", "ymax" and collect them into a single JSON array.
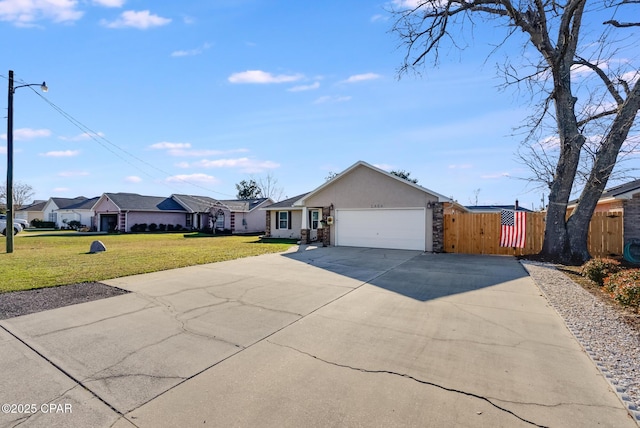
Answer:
[{"xmin": 500, "ymin": 209, "xmax": 526, "ymax": 248}]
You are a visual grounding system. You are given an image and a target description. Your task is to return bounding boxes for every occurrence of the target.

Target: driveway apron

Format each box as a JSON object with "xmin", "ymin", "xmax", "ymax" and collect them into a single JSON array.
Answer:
[{"xmin": 0, "ymin": 247, "xmax": 635, "ymax": 427}]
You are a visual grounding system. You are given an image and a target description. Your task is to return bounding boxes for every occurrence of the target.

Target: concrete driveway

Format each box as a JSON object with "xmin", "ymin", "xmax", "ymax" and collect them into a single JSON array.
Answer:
[{"xmin": 0, "ymin": 247, "xmax": 635, "ymax": 427}]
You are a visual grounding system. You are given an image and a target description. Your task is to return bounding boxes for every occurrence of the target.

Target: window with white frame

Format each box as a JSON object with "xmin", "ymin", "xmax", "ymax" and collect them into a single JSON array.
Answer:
[{"xmin": 278, "ymin": 211, "xmax": 289, "ymax": 229}]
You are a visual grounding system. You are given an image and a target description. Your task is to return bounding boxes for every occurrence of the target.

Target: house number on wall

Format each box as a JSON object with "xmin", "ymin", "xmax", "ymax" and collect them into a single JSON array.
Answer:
[{"xmin": 371, "ymin": 204, "xmax": 383, "ymax": 208}]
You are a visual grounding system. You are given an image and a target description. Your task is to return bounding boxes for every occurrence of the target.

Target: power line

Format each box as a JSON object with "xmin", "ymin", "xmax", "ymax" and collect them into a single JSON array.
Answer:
[{"xmin": 1, "ymin": 73, "xmax": 237, "ymax": 201}]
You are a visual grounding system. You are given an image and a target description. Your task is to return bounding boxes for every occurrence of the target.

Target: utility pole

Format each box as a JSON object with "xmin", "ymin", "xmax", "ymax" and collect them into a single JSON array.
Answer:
[{"xmin": 6, "ymin": 70, "xmax": 15, "ymax": 253}]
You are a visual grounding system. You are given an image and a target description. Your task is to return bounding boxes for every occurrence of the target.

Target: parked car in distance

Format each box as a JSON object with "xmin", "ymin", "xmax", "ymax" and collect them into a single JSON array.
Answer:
[
  {"xmin": 0, "ymin": 214, "xmax": 29, "ymax": 229},
  {"xmin": 0, "ymin": 219, "xmax": 23, "ymax": 236}
]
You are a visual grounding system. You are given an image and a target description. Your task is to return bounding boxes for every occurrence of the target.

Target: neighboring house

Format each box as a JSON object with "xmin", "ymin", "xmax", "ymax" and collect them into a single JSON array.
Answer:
[
  {"xmin": 171, "ymin": 194, "xmax": 272, "ymax": 233},
  {"xmin": 41, "ymin": 197, "xmax": 97, "ymax": 229},
  {"xmin": 94, "ymin": 193, "xmax": 189, "ymax": 232},
  {"xmin": 55, "ymin": 197, "xmax": 100, "ymax": 229},
  {"xmin": 217, "ymin": 198, "xmax": 273, "ymax": 234},
  {"xmin": 568, "ymin": 178, "xmax": 640, "ymax": 243},
  {"xmin": 92, "ymin": 192, "xmax": 273, "ymax": 234},
  {"xmin": 263, "ymin": 161, "xmax": 451, "ymax": 251},
  {"xmin": 172, "ymin": 194, "xmax": 222, "ymax": 230},
  {"xmin": 16, "ymin": 200, "xmax": 47, "ymax": 224}
]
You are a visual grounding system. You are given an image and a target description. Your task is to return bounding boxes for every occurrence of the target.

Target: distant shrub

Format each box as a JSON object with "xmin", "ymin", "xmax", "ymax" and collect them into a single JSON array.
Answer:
[
  {"xmin": 148, "ymin": 223, "xmax": 158, "ymax": 232},
  {"xmin": 31, "ymin": 219, "xmax": 56, "ymax": 229},
  {"xmin": 174, "ymin": 224, "xmax": 183, "ymax": 231},
  {"xmin": 131, "ymin": 223, "xmax": 147, "ymax": 233},
  {"xmin": 581, "ymin": 258, "xmax": 621, "ymax": 286},
  {"xmin": 158, "ymin": 223, "xmax": 166, "ymax": 231},
  {"xmin": 604, "ymin": 269, "xmax": 640, "ymax": 312},
  {"xmin": 167, "ymin": 224, "xmax": 175, "ymax": 231}
]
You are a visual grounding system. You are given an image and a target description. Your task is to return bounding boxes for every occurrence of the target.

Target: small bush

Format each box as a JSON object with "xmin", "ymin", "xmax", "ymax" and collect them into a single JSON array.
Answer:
[
  {"xmin": 581, "ymin": 258, "xmax": 621, "ymax": 286},
  {"xmin": 158, "ymin": 224, "xmax": 166, "ymax": 231},
  {"xmin": 148, "ymin": 223, "xmax": 158, "ymax": 232},
  {"xmin": 604, "ymin": 269, "xmax": 640, "ymax": 312}
]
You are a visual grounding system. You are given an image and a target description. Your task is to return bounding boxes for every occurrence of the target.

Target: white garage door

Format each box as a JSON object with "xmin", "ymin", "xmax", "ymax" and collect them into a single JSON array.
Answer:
[{"xmin": 335, "ymin": 208, "xmax": 426, "ymax": 251}]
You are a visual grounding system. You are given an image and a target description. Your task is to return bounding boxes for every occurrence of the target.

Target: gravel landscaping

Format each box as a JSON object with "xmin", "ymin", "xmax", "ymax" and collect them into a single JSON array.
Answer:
[
  {"xmin": 0, "ymin": 282, "xmax": 128, "ymax": 320},
  {"xmin": 522, "ymin": 261, "xmax": 640, "ymax": 422}
]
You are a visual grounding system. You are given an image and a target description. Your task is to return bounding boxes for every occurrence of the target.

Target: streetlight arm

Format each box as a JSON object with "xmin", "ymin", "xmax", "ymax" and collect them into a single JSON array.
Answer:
[{"xmin": 12, "ymin": 81, "xmax": 47, "ymax": 93}]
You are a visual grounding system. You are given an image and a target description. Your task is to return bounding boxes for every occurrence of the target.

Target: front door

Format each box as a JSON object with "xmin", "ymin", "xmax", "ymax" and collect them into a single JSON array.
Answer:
[{"xmin": 309, "ymin": 209, "xmax": 320, "ymax": 241}]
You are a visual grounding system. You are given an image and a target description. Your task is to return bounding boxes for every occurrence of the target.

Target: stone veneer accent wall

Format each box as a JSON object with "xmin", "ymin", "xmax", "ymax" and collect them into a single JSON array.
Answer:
[
  {"xmin": 322, "ymin": 206, "xmax": 331, "ymax": 247},
  {"xmin": 624, "ymin": 194, "xmax": 640, "ymax": 242},
  {"xmin": 432, "ymin": 202, "xmax": 444, "ymax": 253},
  {"xmin": 265, "ymin": 211, "xmax": 271, "ymax": 237}
]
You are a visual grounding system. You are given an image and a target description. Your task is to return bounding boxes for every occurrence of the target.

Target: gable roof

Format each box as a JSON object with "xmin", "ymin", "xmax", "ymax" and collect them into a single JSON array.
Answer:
[
  {"xmin": 295, "ymin": 161, "xmax": 451, "ymax": 206},
  {"xmin": 568, "ymin": 177, "xmax": 640, "ymax": 207},
  {"xmin": 50, "ymin": 197, "xmax": 90, "ymax": 209},
  {"xmin": 172, "ymin": 194, "xmax": 221, "ymax": 213},
  {"xmin": 58, "ymin": 196, "xmax": 100, "ymax": 211},
  {"xmin": 18, "ymin": 200, "xmax": 47, "ymax": 212},
  {"xmin": 102, "ymin": 193, "xmax": 187, "ymax": 212},
  {"xmin": 219, "ymin": 198, "xmax": 272, "ymax": 212},
  {"xmin": 262, "ymin": 193, "xmax": 310, "ymax": 210},
  {"xmin": 599, "ymin": 178, "xmax": 640, "ymax": 200}
]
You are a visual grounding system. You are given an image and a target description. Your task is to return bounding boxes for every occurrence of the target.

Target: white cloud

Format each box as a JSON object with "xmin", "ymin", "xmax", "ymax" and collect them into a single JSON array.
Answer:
[
  {"xmin": 313, "ymin": 95, "xmax": 352, "ymax": 104},
  {"xmin": 1, "ymin": 128, "xmax": 52, "ymax": 141},
  {"xmin": 166, "ymin": 173, "xmax": 219, "ymax": 185},
  {"xmin": 228, "ymin": 70, "xmax": 303, "ymax": 84},
  {"xmin": 58, "ymin": 170, "xmax": 89, "ymax": 177},
  {"xmin": 0, "ymin": 146, "xmax": 6, "ymax": 155},
  {"xmin": 370, "ymin": 14, "xmax": 386, "ymax": 23},
  {"xmin": 288, "ymin": 82, "xmax": 320, "ymax": 92},
  {"xmin": 187, "ymin": 157, "xmax": 280, "ymax": 173},
  {"xmin": 0, "ymin": 0, "xmax": 83, "ymax": 26},
  {"xmin": 342, "ymin": 73, "xmax": 381, "ymax": 83},
  {"xmin": 92, "ymin": 0, "xmax": 125, "ymax": 7},
  {"xmin": 171, "ymin": 42, "xmax": 211, "ymax": 57},
  {"xmin": 124, "ymin": 175, "xmax": 142, "ymax": 183},
  {"xmin": 149, "ymin": 141, "xmax": 191, "ymax": 150},
  {"xmin": 40, "ymin": 150, "xmax": 80, "ymax": 157},
  {"xmin": 101, "ymin": 10, "xmax": 171, "ymax": 29},
  {"xmin": 448, "ymin": 164, "xmax": 473, "ymax": 169},
  {"xmin": 391, "ymin": 0, "xmax": 423, "ymax": 8}
]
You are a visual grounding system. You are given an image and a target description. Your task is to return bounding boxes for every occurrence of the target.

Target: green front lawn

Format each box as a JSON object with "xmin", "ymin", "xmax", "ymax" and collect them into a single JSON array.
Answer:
[{"xmin": 0, "ymin": 231, "xmax": 295, "ymax": 293}]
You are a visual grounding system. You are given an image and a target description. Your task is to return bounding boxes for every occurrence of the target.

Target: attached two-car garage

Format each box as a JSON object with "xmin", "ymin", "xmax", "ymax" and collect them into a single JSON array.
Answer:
[{"xmin": 334, "ymin": 208, "xmax": 426, "ymax": 251}]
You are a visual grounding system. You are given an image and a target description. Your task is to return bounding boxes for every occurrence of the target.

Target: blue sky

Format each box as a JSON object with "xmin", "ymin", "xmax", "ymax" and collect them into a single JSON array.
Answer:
[{"xmin": 1, "ymin": 0, "xmax": 634, "ymax": 209}]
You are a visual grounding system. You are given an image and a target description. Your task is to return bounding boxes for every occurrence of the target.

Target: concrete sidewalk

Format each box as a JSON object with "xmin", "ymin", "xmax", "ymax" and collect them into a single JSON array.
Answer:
[{"xmin": 0, "ymin": 247, "xmax": 636, "ymax": 427}]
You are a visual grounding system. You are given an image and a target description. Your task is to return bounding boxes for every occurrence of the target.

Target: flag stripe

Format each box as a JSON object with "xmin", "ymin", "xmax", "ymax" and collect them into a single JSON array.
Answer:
[{"xmin": 500, "ymin": 210, "xmax": 526, "ymax": 248}]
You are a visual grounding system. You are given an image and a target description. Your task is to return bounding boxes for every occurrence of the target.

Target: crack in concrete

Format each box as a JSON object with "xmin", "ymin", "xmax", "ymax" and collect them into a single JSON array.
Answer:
[
  {"xmin": 269, "ymin": 341, "xmax": 549, "ymax": 428},
  {"xmin": 29, "ymin": 303, "xmax": 157, "ymax": 337}
]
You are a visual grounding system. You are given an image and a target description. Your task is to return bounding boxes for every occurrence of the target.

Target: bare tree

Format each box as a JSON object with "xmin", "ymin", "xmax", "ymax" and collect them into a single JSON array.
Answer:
[
  {"xmin": 256, "ymin": 173, "xmax": 285, "ymax": 202},
  {"xmin": 391, "ymin": 0, "xmax": 640, "ymax": 264},
  {"xmin": 0, "ymin": 181, "xmax": 35, "ymax": 210}
]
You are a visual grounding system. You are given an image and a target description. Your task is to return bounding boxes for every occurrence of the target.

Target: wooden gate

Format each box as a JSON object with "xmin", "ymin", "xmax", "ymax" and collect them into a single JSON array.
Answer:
[{"xmin": 444, "ymin": 212, "xmax": 622, "ymax": 257}]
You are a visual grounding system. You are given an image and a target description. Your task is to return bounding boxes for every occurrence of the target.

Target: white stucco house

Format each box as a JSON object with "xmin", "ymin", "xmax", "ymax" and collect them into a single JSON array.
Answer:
[{"xmin": 263, "ymin": 161, "xmax": 451, "ymax": 252}]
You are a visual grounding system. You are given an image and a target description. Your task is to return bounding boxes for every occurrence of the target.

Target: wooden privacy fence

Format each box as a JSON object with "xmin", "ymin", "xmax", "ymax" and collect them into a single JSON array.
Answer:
[{"xmin": 444, "ymin": 212, "xmax": 623, "ymax": 257}]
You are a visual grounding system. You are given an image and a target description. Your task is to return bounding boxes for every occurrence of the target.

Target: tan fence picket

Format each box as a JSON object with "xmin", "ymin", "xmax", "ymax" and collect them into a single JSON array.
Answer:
[{"xmin": 443, "ymin": 212, "xmax": 622, "ymax": 257}]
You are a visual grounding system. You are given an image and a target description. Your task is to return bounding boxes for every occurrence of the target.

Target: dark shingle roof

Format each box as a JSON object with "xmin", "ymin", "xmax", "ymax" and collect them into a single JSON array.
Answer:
[
  {"xmin": 172, "ymin": 194, "xmax": 221, "ymax": 213},
  {"xmin": 51, "ymin": 197, "xmax": 90, "ymax": 209},
  {"xmin": 60, "ymin": 197, "xmax": 100, "ymax": 210},
  {"xmin": 600, "ymin": 178, "xmax": 640, "ymax": 198},
  {"xmin": 104, "ymin": 193, "xmax": 187, "ymax": 212},
  {"xmin": 263, "ymin": 193, "xmax": 309, "ymax": 210},
  {"xmin": 18, "ymin": 200, "xmax": 47, "ymax": 212},
  {"xmin": 219, "ymin": 198, "xmax": 271, "ymax": 212}
]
